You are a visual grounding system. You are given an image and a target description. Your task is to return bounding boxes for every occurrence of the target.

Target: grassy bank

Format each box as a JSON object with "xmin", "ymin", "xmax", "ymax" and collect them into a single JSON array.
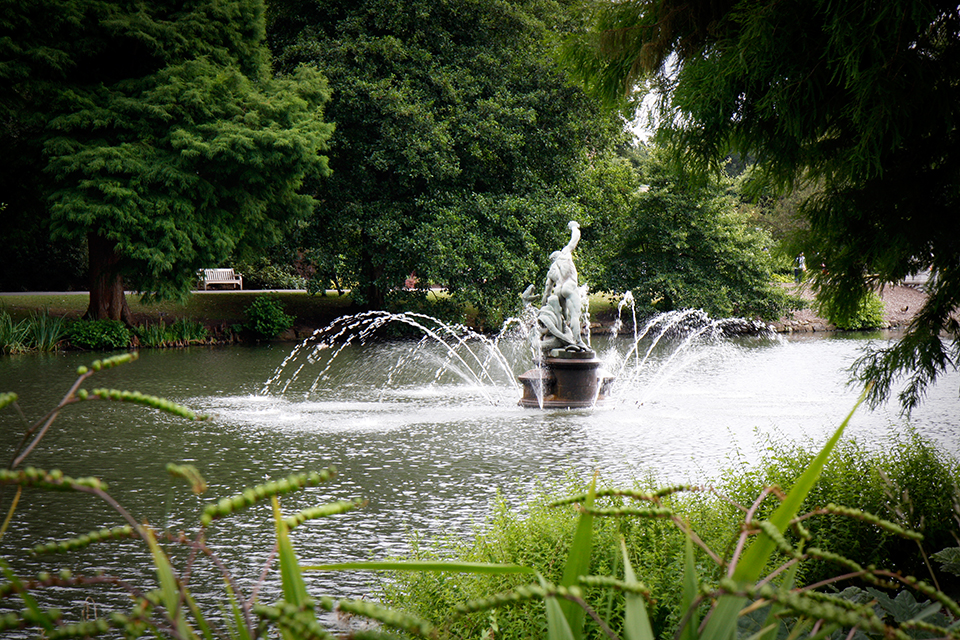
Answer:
[
  {"xmin": 0, "ymin": 291, "xmax": 355, "ymax": 329},
  {"xmin": 0, "ymin": 290, "xmax": 621, "ymax": 335}
]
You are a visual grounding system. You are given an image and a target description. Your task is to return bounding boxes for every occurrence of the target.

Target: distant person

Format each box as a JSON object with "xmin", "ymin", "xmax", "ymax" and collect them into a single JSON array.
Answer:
[{"xmin": 794, "ymin": 252, "xmax": 807, "ymax": 283}]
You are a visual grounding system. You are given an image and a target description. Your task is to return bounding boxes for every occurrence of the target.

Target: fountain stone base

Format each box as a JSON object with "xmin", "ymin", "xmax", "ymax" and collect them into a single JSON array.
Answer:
[{"xmin": 518, "ymin": 349, "xmax": 614, "ymax": 409}]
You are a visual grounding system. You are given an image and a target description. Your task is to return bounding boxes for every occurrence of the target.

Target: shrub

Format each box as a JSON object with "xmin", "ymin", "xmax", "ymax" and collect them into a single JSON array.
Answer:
[
  {"xmin": 168, "ymin": 318, "xmax": 208, "ymax": 344},
  {"xmin": 0, "ymin": 310, "xmax": 29, "ymax": 354},
  {"xmin": 716, "ymin": 431, "xmax": 959, "ymax": 587},
  {"xmin": 244, "ymin": 294, "xmax": 294, "ymax": 340},
  {"xmin": 381, "ymin": 477, "xmax": 694, "ymax": 639},
  {"xmin": 381, "ymin": 433, "xmax": 960, "ymax": 639},
  {"xmin": 817, "ymin": 290, "xmax": 886, "ymax": 329},
  {"xmin": 67, "ymin": 319, "xmax": 132, "ymax": 351},
  {"xmin": 232, "ymin": 259, "xmax": 306, "ymax": 290},
  {"xmin": 135, "ymin": 320, "xmax": 173, "ymax": 348}
]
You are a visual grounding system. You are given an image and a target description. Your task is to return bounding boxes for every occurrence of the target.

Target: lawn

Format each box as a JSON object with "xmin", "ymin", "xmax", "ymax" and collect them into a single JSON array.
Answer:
[
  {"xmin": 0, "ymin": 289, "xmax": 620, "ymax": 332},
  {"xmin": 0, "ymin": 290, "xmax": 354, "ymax": 328}
]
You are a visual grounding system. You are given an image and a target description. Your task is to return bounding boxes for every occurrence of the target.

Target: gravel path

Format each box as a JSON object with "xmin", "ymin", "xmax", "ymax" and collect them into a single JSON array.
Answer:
[{"xmin": 771, "ymin": 283, "xmax": 927, "ymax": 333}]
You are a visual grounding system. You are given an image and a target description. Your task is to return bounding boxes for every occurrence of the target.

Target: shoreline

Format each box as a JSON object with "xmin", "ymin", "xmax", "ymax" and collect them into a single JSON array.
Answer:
[{"xmin": 765, "ymin": 283, "xmax": 925, "ymax": 334}]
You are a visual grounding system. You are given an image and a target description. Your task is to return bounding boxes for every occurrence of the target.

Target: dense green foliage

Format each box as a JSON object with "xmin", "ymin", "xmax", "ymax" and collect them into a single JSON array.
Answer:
[
  {"xmin": 0, "ymin": 311, "xmax": 67, "ymax": 354},
  {"xmin": 594, "ymin": 149, "xmax": 791, "ymax": 319},
  {"xmin": 383, "ymin": 434, "xmax": 960, "ymax": 639},
  {"xmin": 135, "ymin": 319, "xmax": 209, "ymax": 348},
  {"xmin": 719, "ymin": 432, "xmax": 960, "ymax": 589},
  {"xmin": 232, "ymin": 258, "xmax": 308, "ymax": 290},
  {"xmin": 561, "ymin": 0, "xmax": 960, "ymax": 411},
  {"xmin": 382, "ymin": 478, "xmax": 693, "ymax": 639},
  {"xmin": 244, "ymin": 294, "xmax": 295, "ymax": 339},
  {"xmin": 0, "ymin": 0, "xmax": 334, "ymax": 320},
  {"xmin": 816, "ymin": 291, "xmax": 887, "ymax": 331},
  {"xmin": 66, "ymin": 319, "xmax": 132, "ymax": 351},
  {"xmin": 268, "ymin": 0, "xmax": 625, "ymax": 323}
]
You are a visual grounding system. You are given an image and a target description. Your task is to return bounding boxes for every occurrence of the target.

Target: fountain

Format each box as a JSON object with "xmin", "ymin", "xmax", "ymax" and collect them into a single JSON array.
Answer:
[
  {"xmin": 258, "ymin": 221, "xmax": 774, "ymax": 411},
  {"xmin": 517, "ymin": 221, "xmax": 614, "ymax": 408}
]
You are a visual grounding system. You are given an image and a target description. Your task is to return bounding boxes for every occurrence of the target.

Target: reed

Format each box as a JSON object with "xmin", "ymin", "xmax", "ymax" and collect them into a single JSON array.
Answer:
[
  {"xmin": 0, "ymin": 310, "xmax": 30, "ymax": 354},
  {"xmin": 168, "ymin": 318, "xmax": 208, "ymax": 345},
  {"xmin": 26, "ymin": 310, "xmax": 66, "ymax": 352}
]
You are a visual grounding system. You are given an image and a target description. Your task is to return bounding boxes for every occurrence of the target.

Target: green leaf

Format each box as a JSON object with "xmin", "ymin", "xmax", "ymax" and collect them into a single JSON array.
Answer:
[
  {"xmin": 679, "ymin": 534, "xmax": 699, "ymax": 640},
  {"xmin": 931, "ymin": 547, "xmax": 960, "ymax": 577},
  {"xmin": 144, "ymin": 526, "xmax": 197, "ymax": 640},
  {"xmin": 224, "ymin": 579, "xmax": 252, "ymax": 640},
  {"xmin": 272, "ymin": 496, "xmax": 317, "ymax": 640},
  {"xmin": 545, "ymin": 593, "xmax": 578, "ymax": 640},
  {"xmin": 558, "ymin": 474, "xmax": 596, "ymax": 638},
  {"xmin": 621, "ymin": 538, "xmax": 654, "ymax": 640},
  {"xmin": 702, "ymin": 387, "xmax": 868, "ymax": 640},
  {"xmin": 272, "ymin": 497, "xmax": 311, "ymax": 607}
]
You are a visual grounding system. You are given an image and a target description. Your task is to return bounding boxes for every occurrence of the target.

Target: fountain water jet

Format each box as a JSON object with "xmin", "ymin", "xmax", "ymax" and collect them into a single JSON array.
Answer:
[{"xmin": 260, "ymin": 222, "xmax": 772, "ymax": 410}]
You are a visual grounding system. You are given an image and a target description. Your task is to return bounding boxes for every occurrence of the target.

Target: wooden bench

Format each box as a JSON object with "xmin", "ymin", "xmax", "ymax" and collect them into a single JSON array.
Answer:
[{"xmin": 200, "ymin": 268, "xmax": 243, "ymax": 290}]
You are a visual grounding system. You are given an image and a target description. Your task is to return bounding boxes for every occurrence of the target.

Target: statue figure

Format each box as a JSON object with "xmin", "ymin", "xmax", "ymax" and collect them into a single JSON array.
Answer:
[{"xmin": 521, "ymin": 221, "xmax": 589, "ymax": 355}]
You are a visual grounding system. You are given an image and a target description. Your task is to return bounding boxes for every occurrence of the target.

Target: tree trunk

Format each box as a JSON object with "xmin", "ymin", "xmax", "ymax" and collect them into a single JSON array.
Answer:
[
  {"xmin": 85, "ymin": 231, "xmax": 134, "ymax": 325},
  {"xmin": 360, "ymin": 234, "xmax": 386, "ymax": 310}
]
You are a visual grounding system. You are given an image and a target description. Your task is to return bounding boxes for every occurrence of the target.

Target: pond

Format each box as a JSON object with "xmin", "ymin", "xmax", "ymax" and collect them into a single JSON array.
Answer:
[{"xmin": 0, "ymin": 325, "xmax": 957, "ymax": 630}]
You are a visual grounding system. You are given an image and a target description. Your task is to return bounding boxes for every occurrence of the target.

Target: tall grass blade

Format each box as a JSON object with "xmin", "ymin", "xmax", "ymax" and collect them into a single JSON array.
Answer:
[
  {"xmin": 679, "ymin": 534, "xmax": 699, "ymax": 640},
  {"xmin": 272, "ymin": 496, "xmax": 318, "ymax": 640},
  {"xmin": 0, "ymin": 486, "xmax": 22, "ymax": 543},
  {"xmin": 224, "ymin": 579, "xmax": 252, "ymax": 640},
  {"xmin": 701, "ymin": 387, "xmax": 869, "ymax": 640},
  {"xmin": 558, "ymin": 474, "xmax": 596, "ymax": 638},
  {"xmin": 545, "ymin": 593, "xmax": 578, "ymax": 640},
  {"xmin": 29, "ymin": 310, "xmax": 65, "ymax": 352},
  {"xmin": 621, "ymin": 538, "xmax": 654, "ymax": 640},
  {"xmin": 145, "ymin": 526, "xmax": 196, "ymax": 640},
  {"xmin": 183, "ymin": 587, "xmax": 215, "ymax": 640}
]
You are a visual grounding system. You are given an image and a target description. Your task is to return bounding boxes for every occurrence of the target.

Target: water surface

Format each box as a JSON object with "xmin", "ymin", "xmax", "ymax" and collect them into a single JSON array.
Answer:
[{"xmin": 0, "ymin": 331, "xmax": 956, "ymax": 627}]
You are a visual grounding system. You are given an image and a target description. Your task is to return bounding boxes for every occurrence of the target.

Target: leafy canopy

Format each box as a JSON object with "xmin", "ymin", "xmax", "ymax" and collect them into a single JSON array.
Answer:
[
  {"xmin": 269, "ymin": 0, "xmax": 625, "ymax": 322},
  {"xmin": 1, "ymin": 0, "xmax": 334, "ymax": 310},
  {"xmin": 593, "ymin": 148, "xmax": 790, "ymax": 320},
  {"xmin": 562, "ymin": 0, "xmax": 960, "ymax": 412}
]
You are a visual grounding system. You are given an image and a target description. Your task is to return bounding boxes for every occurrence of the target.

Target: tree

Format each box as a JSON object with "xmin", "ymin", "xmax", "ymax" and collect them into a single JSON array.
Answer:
[
  {"xmin": 268, "ymin": 0, "xmax": 625, "ymax": 322},
  {"xmin": 0, "ymin": 0, "xmax": 333, "ymax": 321},
  {"xmin": 563, "ymin": 0, "xmax": 960, "ymax": 412},
  {"xmin": 593, "ymin": 148, "xmax": 789, "ymax": 319}
]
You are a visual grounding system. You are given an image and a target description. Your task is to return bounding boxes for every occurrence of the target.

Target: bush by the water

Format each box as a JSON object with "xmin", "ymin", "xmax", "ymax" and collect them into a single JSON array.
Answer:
[
  {"xmin": 244, "ymin": 294, "xmax": 294, "ymax": 339},
  {"xmin": 381, "ymin": 434, "xmax": 960, "ymax": 639},
  {"xmin": 817, "ymin": 290, "xmax": 886, "ymax": 330},
  {"xmin": 66, "ymin": 318, "xmax": 131, "ymax": 350},
  {"xmin": 718, "ymin": 431, "xmax": 960, "ymax": 587}
]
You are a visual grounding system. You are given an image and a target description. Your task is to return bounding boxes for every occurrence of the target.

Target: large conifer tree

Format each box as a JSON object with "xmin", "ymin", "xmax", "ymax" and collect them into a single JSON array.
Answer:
[{"xmin": 0, "ymin": 0, "xmax": 333, "ymax": 321}]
